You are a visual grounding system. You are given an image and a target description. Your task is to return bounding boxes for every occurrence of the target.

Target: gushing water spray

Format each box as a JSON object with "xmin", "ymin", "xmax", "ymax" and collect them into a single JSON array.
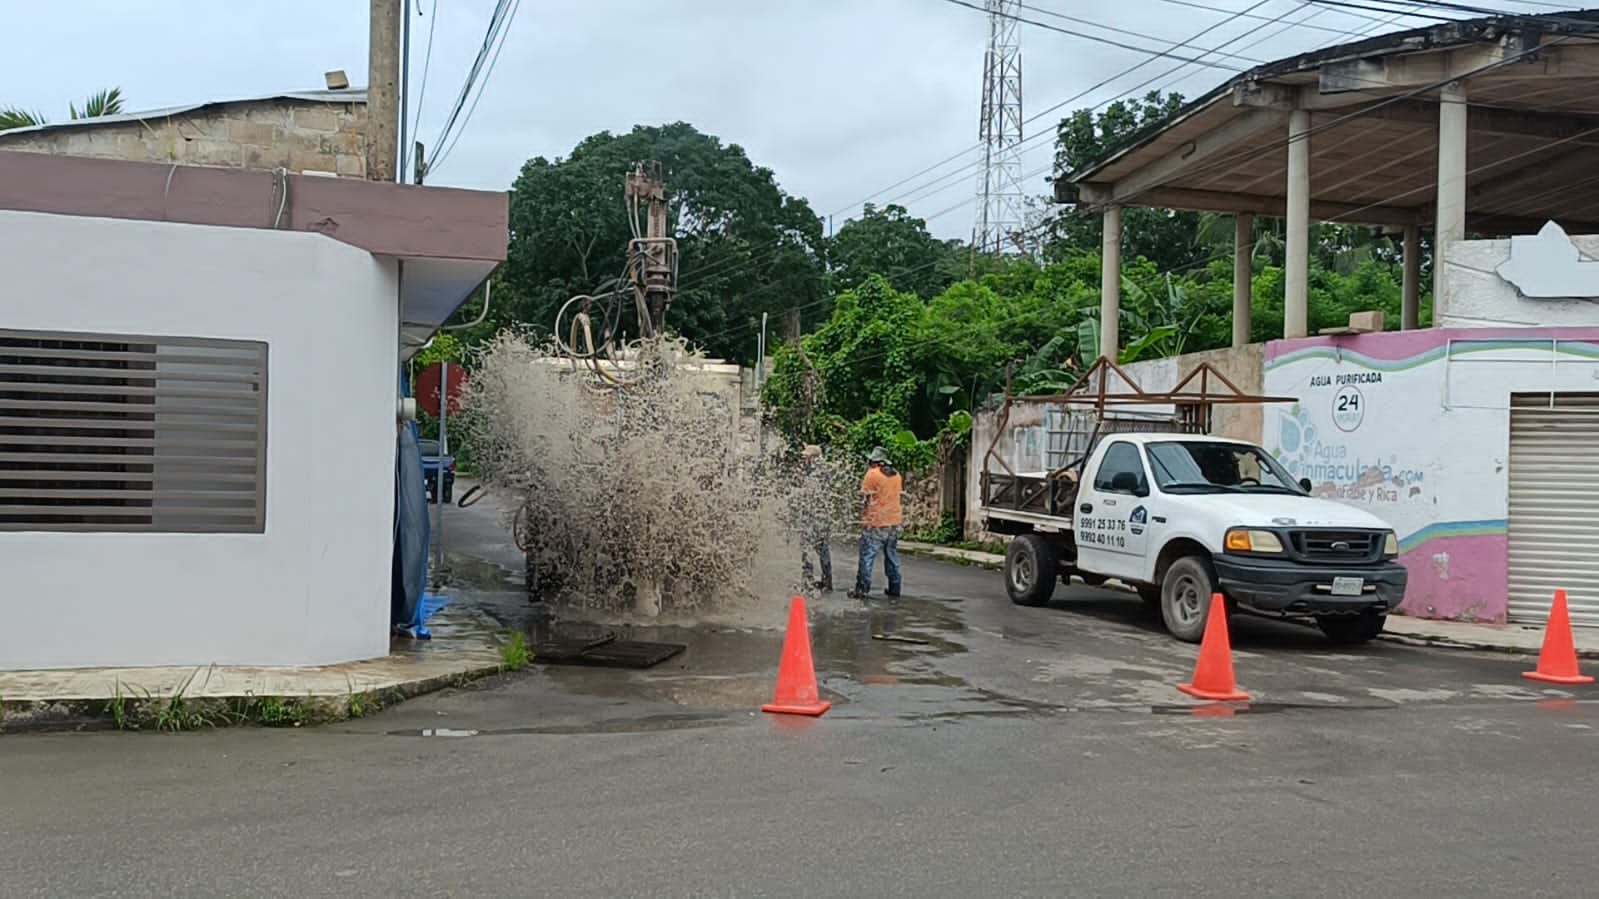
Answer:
[{"xmin": 460, "ymin": 331, "xmax": 851, "ymax": 626}]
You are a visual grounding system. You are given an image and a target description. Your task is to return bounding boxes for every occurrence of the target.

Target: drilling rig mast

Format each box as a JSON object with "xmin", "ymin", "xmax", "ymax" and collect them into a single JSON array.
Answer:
[{"xmin": 625, "ymin": 162, "xmax": 678, "ymax": 337}]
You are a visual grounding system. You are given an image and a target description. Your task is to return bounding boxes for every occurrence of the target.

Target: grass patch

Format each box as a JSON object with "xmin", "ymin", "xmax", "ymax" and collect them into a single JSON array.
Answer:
[{"xmin": 499, "ymin": 630, "xmax": 533, "ymax": 671}]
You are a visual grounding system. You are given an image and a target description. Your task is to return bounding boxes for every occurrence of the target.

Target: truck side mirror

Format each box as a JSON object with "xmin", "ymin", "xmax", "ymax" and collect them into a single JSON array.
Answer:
[{"xmin": 1299, "ymin": 477, "xmax": 1313, "ymax": 493}]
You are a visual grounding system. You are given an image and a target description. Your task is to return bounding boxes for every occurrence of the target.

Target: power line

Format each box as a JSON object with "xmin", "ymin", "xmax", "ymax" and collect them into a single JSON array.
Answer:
[
  {"xmin": 405, "ymin": 0, "xmax": 441, "ymax": 176},
  {"xmin": 938, "ymin": 0, "xmax": 1252, "ymax": 69},
  {"xmin": 433, "ymin": 0, "xmax": 524, "ymax": 170},
  {"xmin": 687, "ymin": 0, "xmax": 1427, "ymax": 308},
  {"xmin": 688, "ymin": 0, "xmax": 1304, "ymax": 298},
  {"xmin": 827, "ymin": 0, "xmax": 1276, "ymax": 220},
  {"xmin": 686, "ymin": 27, "xmax": 1572, "ymax": 354},
  {"xmin": 880, "ymin": 1, "xmax": 1441, "ymax": 215},
  {"xmin": 1017, "ymin": 2, "xmax": 1268, "ymax": 66},
  {"xmin": 429, "ymin": 0, "xmax": 523, "ymax": 175},
  {"xmin": 656, "ymin": 1, "xmax": 1428, "ymax": 337}
]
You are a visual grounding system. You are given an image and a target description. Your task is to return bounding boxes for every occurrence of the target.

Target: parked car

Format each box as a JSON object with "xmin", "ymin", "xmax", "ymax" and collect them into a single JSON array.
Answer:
[{"xmin": 419, "ymin": 438, "xmax": 455, "ymax": 504}]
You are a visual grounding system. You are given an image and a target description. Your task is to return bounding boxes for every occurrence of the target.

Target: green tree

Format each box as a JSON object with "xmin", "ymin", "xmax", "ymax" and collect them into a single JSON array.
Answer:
[
  {"xmin": 0, "ymin": 87, "xmax": 125, "ymax": 130},
  {"xmin": 1045, "ymin": 90, "xmax": 1209, "ymax": 271},
  {"xmin": 490, "ymin": 122, "xmax": 826, "ymax": 362},
  {"xmin": 828, "ymin": 203, "xmax": 963, "ymax": 298}
]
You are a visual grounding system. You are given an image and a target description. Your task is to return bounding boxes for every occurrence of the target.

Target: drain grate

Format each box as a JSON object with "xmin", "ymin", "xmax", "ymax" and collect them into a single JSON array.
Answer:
[{"xmin": 530, "ymin": 632, "xmax": 686, "ymax": 669}]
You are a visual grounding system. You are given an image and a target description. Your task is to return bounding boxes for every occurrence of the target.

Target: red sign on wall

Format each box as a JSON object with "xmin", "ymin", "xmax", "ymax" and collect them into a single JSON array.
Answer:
[{"xmin": 416, "ymin": 362, "xmax": 467, "ymax": 417}]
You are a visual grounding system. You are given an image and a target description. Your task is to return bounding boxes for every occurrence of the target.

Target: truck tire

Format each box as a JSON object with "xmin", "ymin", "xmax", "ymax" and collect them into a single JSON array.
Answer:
[
  {"xmin": 1005, "ymin": 534, "xmax": 1058, "ymax": 607},
  {"xmin": 1318, "ymin": 612, "xmax": 1386, "ymax": 645},
  {"xmin": 1160, "ymin": 555, "xmax": 1218, "ymax": 643}
]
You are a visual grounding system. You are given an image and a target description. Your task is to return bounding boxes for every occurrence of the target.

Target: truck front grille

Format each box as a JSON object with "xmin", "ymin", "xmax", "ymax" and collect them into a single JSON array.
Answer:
[{"xmin": 1288, "ymin": 529, "xmax": 1383, "ymax": 564}]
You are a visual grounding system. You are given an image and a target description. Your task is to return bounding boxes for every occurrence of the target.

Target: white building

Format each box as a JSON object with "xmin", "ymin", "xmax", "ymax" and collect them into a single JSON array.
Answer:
[{"xmin": 0, "ymin": 149, "xmax": 506, "ymax": 669}]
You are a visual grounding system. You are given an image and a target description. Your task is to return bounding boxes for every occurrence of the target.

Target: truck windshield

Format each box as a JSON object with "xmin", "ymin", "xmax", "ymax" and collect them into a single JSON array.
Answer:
[{"xmin": 1145, "ymin": 440, "xmax": 1304, "ymax": 494}]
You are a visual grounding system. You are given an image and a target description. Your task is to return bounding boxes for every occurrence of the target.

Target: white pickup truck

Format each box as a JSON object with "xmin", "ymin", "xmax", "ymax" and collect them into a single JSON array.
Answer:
[{"xmin": 981, "ymin": 431, "xmax": 1408, "ymax": 645}]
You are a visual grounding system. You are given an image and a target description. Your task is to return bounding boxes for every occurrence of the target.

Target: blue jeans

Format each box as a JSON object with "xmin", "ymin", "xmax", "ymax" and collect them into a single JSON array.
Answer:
[{"xmin": 855, "ymin": 526, "xmax": 902, "ymax": 595}]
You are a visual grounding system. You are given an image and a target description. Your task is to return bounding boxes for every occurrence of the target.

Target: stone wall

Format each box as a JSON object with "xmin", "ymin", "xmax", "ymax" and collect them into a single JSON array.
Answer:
[{"xmin": 0, "ymin": 97, "xmax": 369, "ymax": 178}]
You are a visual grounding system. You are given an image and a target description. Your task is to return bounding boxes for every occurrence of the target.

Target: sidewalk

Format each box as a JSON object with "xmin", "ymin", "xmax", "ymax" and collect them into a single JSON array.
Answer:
[
  {"xmin": 0, "ymin": 599, "xmax": 508, "ymax": 732},
  {"xmin": 898, "ymin": 540, "xmax": 1599, "ymax": 658}
]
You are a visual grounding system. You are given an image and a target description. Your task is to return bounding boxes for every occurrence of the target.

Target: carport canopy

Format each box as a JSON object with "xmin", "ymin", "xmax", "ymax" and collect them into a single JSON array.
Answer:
[{"xmin": 1055, "ymin": 9, "xmax": 1599, "ymax": 357}]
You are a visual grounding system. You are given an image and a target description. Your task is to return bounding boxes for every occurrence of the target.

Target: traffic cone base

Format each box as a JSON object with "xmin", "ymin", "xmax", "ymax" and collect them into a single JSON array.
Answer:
[
  {"xmin": 1176, "ymin": 593, "xmax": 1251, "ymax": 703},
  {"xmin": 1523, "ymin": 589, "xmax": 1593, "ymax": 686},
  {"xmin": 1523, "ymin": 670, "xmax": 1595, "ymax": 686},
  {"xmin": 762, "ymin": 595, "xmax": 832, "ymax": 717}
]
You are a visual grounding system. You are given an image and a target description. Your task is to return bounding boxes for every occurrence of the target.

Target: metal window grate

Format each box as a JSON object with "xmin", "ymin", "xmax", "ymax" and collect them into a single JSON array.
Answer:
[{"xmin": 0, "ymin": 328, "xmax": 268, "ymax": 533}]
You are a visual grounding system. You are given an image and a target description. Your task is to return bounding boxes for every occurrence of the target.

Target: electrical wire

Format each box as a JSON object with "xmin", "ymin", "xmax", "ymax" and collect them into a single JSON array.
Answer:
[
  {"xmin": 433, "ymin": 0, "xmax": 524, "ymax": 170},
  {"xmin": 683, "ymin": 37, "xmax": 1572, "ymax": 356},
  {"xmin": 828, "ymin": 0, "xmax": 1278, "ymax": 219},
  {"xmin": 732, "ymin": 0, "xmax": 1436, "ymax": 277},
  {"xmin": 691, "ymin": 0, "xmax": 1327, "ymax": 294},
  {"xmin": 429, "ymin": 0, "xmax": 524, "ymax": 174},
  {"xmin": 405, "ymin": 0, "xmax": 440, "ymax": 176},
  {"xmin": 938, "ymin": 0, "xmax": 1252, "ymax": 69},
  {"xmin": 876, "ymin": 0, "xmax": 1430, "ymax": 215}
]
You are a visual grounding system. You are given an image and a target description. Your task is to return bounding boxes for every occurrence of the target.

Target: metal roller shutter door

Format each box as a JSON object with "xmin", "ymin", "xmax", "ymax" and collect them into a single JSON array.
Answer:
[{"xmin": 1507, "ymin": 393, "xmax": 1599, "ymax": 627}]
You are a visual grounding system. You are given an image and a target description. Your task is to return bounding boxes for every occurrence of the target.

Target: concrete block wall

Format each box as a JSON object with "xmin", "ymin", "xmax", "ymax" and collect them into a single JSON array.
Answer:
[{"xmin": 0, "ymin": 98, "xmax": 368, "ymax": 178}]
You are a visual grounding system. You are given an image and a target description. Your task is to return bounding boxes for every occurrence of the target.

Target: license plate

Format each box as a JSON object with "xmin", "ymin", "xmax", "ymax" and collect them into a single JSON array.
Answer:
[{"xmin": 1331, "ymin": 576, "xmax": 1365, "ymax": 596}]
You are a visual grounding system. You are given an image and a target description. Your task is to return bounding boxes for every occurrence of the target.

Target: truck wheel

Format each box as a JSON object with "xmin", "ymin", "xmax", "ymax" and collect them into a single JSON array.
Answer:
[
  {"xmin": 1005, "ymin": 534, "xmax": 1058, "ymax": 607},
  {"xmin": 1318, "ymin": 612, "xmax": 1386, "ymax": 645},
  {"xmin": 1160, "ymin": 555, "xmax": 1218, "ymax": 643}
]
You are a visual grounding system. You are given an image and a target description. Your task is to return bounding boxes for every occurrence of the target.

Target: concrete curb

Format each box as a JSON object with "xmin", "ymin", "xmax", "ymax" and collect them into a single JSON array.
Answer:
[
  {"xmin": 1376, "ymin": 630, "xmax": 1599, "ymax": 660},
  {"xmin": 0, "ymin": 661, "xmax": 509, "ymax": 735},
  {"xmin": 898, "ymin": 541, "xmax": 1004, "ymax": 571}
]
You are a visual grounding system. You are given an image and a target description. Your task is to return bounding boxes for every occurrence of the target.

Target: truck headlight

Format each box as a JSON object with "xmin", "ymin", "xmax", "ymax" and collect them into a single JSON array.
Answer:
[
  {"xmin": 1224, "ymin": 528, "xmax": 1284, "ymax": 554},
  {"xmin": 1383, "ymin": 531, "xmax": 1400, "ymax": 558}
]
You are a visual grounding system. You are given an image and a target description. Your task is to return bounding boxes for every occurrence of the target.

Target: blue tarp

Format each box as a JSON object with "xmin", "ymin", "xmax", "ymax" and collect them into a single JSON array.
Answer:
[{"xmin": 392, "ymin": 366, "xmax": 432, "ymax": 632}]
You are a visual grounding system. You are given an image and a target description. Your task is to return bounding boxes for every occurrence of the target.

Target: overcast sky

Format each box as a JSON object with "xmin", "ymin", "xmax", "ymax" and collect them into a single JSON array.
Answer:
[{"xmin": 3, "ymin": 1, "xmax": 1550, "ymax": 240}]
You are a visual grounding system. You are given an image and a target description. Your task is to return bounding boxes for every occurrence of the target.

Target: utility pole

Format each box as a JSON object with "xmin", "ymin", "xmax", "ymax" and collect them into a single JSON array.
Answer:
[
  {"xmin": 625, "ymin": 162, "xmax": 678, "ymax": 337},
  {"xmin": 368, "ymin": 0, "xmax": 402, "ymax": 183}
]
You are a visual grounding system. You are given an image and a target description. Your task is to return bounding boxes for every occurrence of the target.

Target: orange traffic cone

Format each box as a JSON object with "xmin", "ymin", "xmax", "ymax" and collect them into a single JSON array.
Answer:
[
  {"xmin": 1177, "ymin": 593, "xmax": 1251, "ymax": 702},
  {"xmin": 1523, "ymin": 589, "xmax": 1594, "ymax": 686},
  {"xmin": 762, "ymin": 596, "xmax": 832, "ymax": 716}
]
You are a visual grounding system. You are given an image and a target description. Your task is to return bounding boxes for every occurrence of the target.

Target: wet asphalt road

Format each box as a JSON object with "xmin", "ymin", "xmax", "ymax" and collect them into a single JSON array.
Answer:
[{"xmin": 4, "ymin": 490, "xmax": 1599, "ymax": 896}]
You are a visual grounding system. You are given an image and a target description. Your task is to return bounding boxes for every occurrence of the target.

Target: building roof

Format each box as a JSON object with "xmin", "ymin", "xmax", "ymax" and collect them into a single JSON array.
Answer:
[
  {"xmin": 0, "ymin": 88, "xmax": 367, "ymax": 140},
  {"xmin": 1056, "ymin": 9, "xmax": 1599, "ymax": 235}
]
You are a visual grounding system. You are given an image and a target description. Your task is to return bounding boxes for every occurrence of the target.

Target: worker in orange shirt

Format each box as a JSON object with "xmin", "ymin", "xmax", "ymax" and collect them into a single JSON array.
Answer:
[{"xmin": 849, "ymin": 446, "xmax": 904, "ymax": 599}]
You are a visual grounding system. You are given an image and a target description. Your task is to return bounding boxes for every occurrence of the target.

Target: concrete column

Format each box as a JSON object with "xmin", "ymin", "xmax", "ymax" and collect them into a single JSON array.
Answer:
[
  {"xmin": 1233, "ymin": 213, "xmax": 1254, "ymax": 347},
  {"xmin": 1434, "ymin": 80, "xmax": 1468, "ymax": 322},
  {"xmin": 1402, "ymin": 224, "xmax": 1421, "ymax": 330},
  {"xmin": 367, "ymin": 0, "xmax": 402, "ymax": 183},
  {"xmin": 1100, "ymin": 204, "xmax": 1121, "ymax": 361},
  {"xmin": 1284, "ymin": 109, "xmax": 1311, "ymax": 339}
]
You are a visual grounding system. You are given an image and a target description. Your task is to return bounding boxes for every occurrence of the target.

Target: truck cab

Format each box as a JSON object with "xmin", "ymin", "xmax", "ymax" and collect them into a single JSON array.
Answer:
[{"xmin": 979, "ymin": 361, "xmax": 1406, "ymax": 645}]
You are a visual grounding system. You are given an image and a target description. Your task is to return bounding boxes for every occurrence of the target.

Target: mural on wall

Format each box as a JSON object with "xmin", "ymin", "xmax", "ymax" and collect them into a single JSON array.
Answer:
[{"xmin": 1266, "ymin": 328, "xmax": 1599, "ymax": 624}]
